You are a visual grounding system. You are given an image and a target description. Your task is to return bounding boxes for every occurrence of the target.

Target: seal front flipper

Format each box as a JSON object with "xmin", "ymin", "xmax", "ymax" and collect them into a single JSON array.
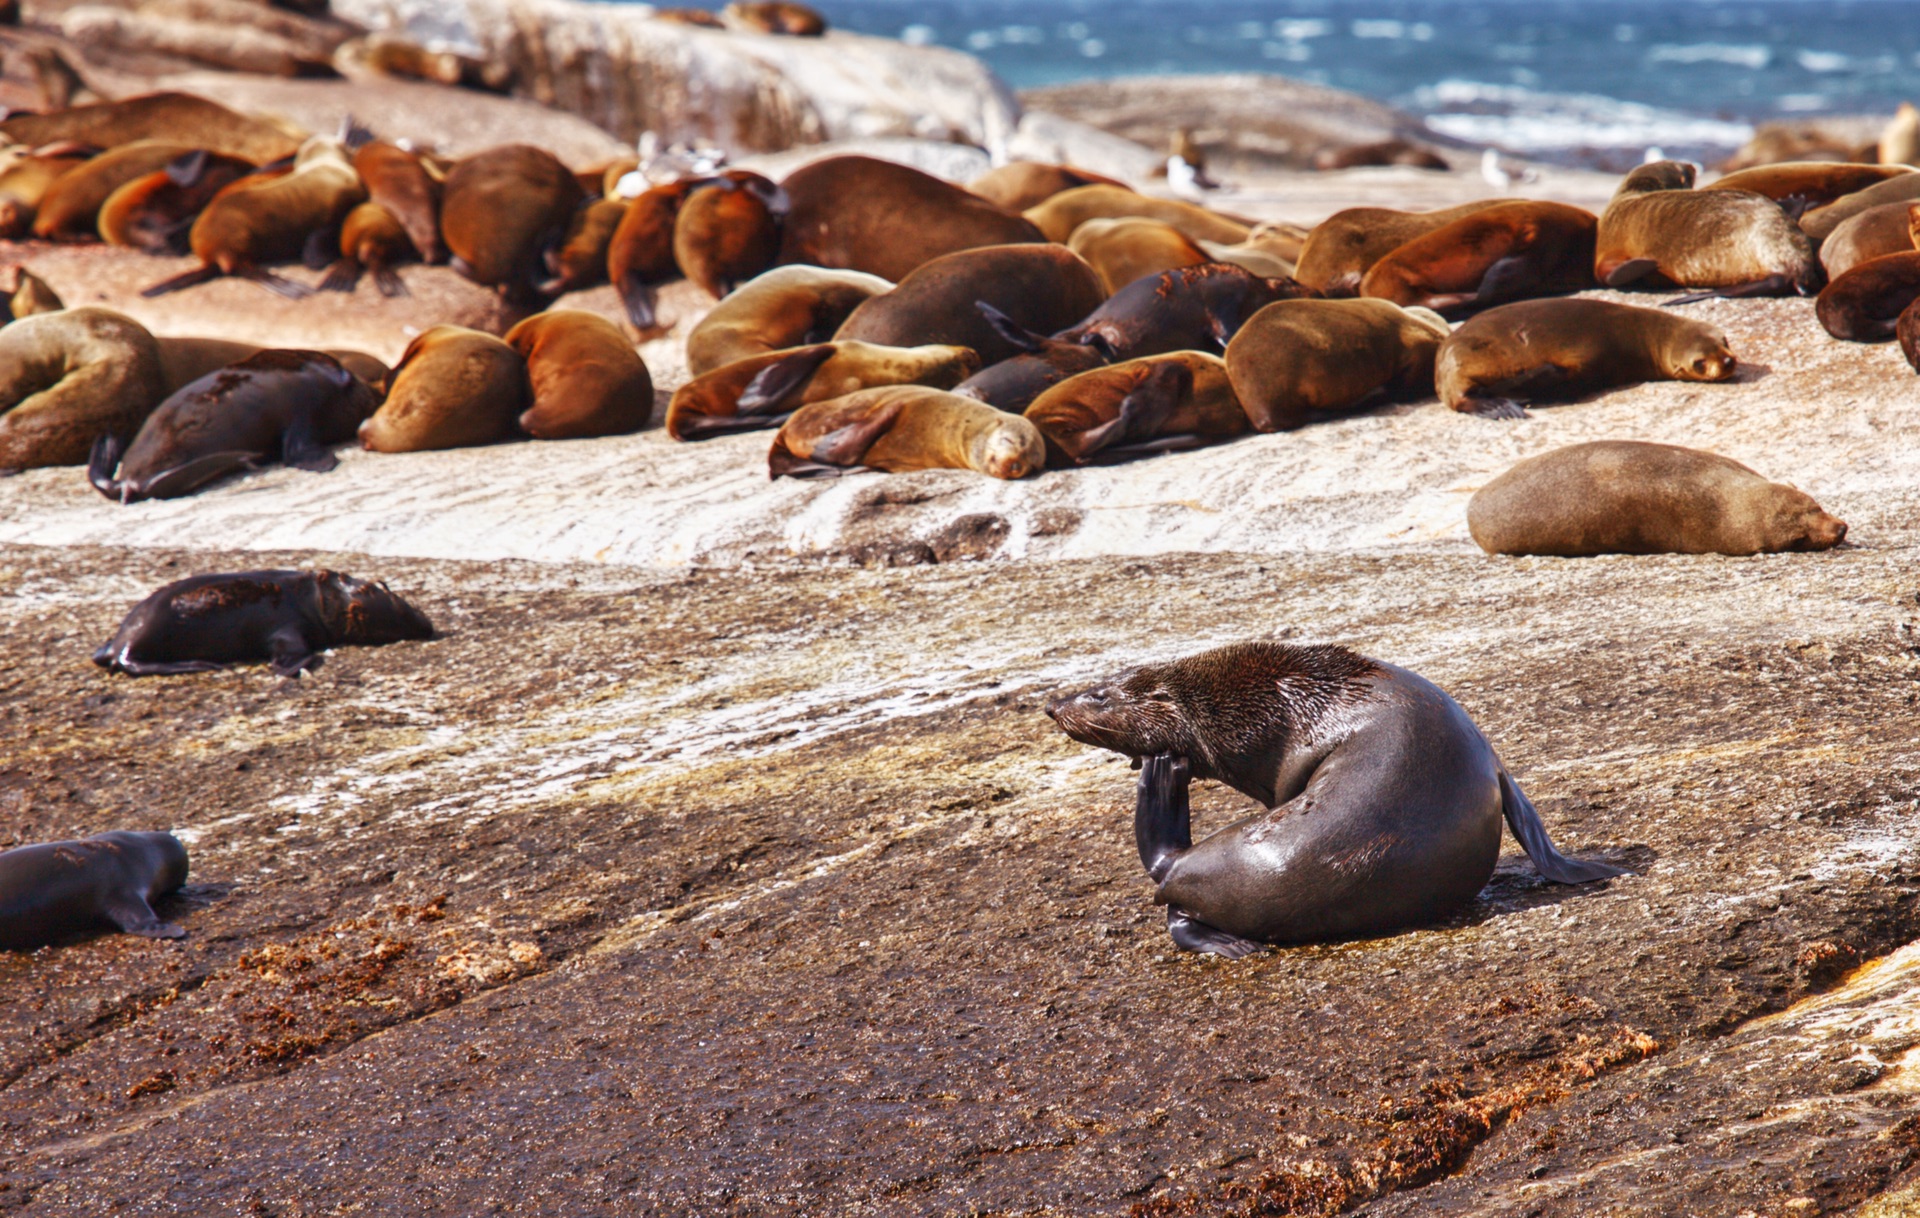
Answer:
[
  {"xmin": 165, "ymin": 149, "xmax": 210, "ymax": 187},
  {"xmin": 737, "ymin": 346, "xmax": 836, "ymax": 415},
  {"xmin": 617, "ymin": 271, "xmax": 661, "ymax": 331},
  {"xmin": 281, "ymin": 412, "xmax": 340, "ymax": 473},
  {"xmin": 1135, "ymin": 753, "xmax": 1192, "ymax": 882},
  {"xmin": 267, "ymin": 624, "xmax": 322, "ymax": 677},
  {"xmin": 975, "ymin": 301, "xmax": 1048, "ymax": 354},
  {"xmin": 1600, "ymin": 257, "xmax": 1660, "ymax": 288},
  {"xmin": 1665, "ymin": 273, "xmax": 1797, "ymax": 306},
  {"xmin": 1457, "ymin": 394, "xmax": 1530, "ymax": 421},
  {"xmin": 1167, "ymin": 909, "xmax": 1270, "ymax": 958},
  {"xmin": 807, "ymin": 401, "xmax": 903, "ymax": 467},
  {"xmin": 128, "ymin": 450, "xmax": 263, "ymax": 500},
  {"xmin": 87, "ymin": 433, "xmax": 125, "ymax": 500},
  {"xmin": 141, "ymin": 264, "xmax": 220, "ymax": 297},
  {"xmin": 1077, "ymin": 360, "xmax": 1193, "ymax": 460},
  {"xmin": 1498, "ymin": 768, "xmax": 1627, "ymax": 884},
  {"xmin": 102, "ymin": 891, "xmax": 185, "ymax": 939},
  {"xmin": 768, "ymin": 452, "xmax": 866, "ymax": 479}
]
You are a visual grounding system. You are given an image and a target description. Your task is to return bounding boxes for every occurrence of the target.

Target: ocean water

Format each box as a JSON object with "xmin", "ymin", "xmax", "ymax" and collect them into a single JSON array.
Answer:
[{"xmin": 808, "ymin": 0, "xmax": 1920, "ymax": 164}]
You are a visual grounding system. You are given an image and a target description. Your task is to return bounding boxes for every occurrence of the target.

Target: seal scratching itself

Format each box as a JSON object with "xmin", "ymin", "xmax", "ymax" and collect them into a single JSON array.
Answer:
[
  {"xmin": 1047, "ymin": 642, "xmax": 1624, "ymax": 955},
  {"xmin": 0, "ymin": 832, "xmax": 189, "ymax": 950}
]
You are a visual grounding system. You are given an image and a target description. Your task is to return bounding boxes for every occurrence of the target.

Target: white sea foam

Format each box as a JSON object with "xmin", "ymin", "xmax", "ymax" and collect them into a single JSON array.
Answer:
[
  {"xmin": 1647, "ymin": 42, "xmax": 1772, "ymax": 69},
  {"xmin": 1410, "ymin": 79, "xmax": 1754, "ymax": 154}
]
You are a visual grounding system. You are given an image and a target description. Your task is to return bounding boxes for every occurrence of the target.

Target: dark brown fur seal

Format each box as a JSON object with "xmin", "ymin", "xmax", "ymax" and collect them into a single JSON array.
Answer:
[
  {"xmin": 950, "ymin": 327, "xmax": 1109, "ymax": 413},
  {"xmin": 1436, "ymin": 298, "xmax": 1737, "ymax": 418},
  {"xmin": 1067, "ymin": 216, "xmax": 1211, "ymax": 295},
  {"xmin": 0, "ymin": 92, "xmax": 301, "ymax": 165},
  {"xmin": 1595, "ymin": 160, "xmax": 1820, "ymax": 298},
  {"xmin": 669, "ymin": 341, "xmax": 977, "ymax": 440},
  {"xmin": 503, "ymin": 310, "xmax": 654, "ymax": 439},
  {"xmin": 0, "ymin": 307, "xmax": 166, "ymax": 472},
  {"xmin": 150, "ymin": 336, "xmax": 387, "ymax": 395},
  {"xmin": 352, "ymin": 139, "xmax": 443, "ymax": 265},
  {"xmin": 685, "ymin": 265, "xmax": 892, "ymax": 376},
  {"xmin": 1224, "ymin": 299, "xmax": 1448, "ymax": 431},
  {"xmin": 1293, "ymin": 200, "xmax": 1519, "ymax": 294},
  {"xmin": 1469, "ymin": 440, "xmax": 1848, "ymax": 557},
  {"xmin": 0, "ymin": 832, "xmax": 189, "ymax": 950},
  {"xmin": 1023, "ymin": 185, "xmax": 1252, "ymax": 246},
  {"xmin": 1056, "ymin": 262, "xmax": 1316, "ymax": 361},
  {"xmin": 1816, "ymin": 250, "xmax": 1920, "ymax": 341},
  {"xmin": 96, "ymin": 152, "xmax": 258, "ymax": 254},
  {"xmin": 1819, "ymin": 201, "xmax": 1920, "ymax": 279},
  {"xmin": 1024, "ymin": 351, "xmax": 1245, "ymax": 466},
  {"xmin": 967, "ymin": 162, "xmax": 1127, "ymax": 213},
  {"xmin": 31, "ymin": 140, "xmax": 199, "ymax": 241},
  {"xmin": 1358, "ymin": 201, "xmax": 1597, "ymax": 315},
  {"xmin": 1900, "ymin": 297, "xmax": 1920, "ymax": 373},
  {"xmin": 94, "ymin": 569, "xmax": 433, "ymax": 677},
  {"xmin": 834, "ymin": 243, "xmax": 1106, "ymax": 368},
  {"xmin": 768, "ymin": 387, "xmax": 1044, "ymax": 480},
  {"xmin": 723, "ymin": 0, "xmax": 826, "ymax": 34},
  {"xmin": 440, "ymin": 144, "xmax": 585, "ymax": 302},
  {"xmin": 606, "ymin": 177, "xmax": 698, "ymax": 330},
  {"xmin": 1047, "ymin": 642, "xmax": 1622, "ymax": 955},
  {"xmin": 540, "ymin": 196, "xmax": 626, "ymax": 296},
  {"xmin": 359, "ymin": 326, "xmax": 531, "ymax": 453},
  {"xmin": 673, "ymin": 170, "xmax": 786, "ymax": 299},
  {"xmin": 777, "ymin": 155, "xmax": 1045, "ymax": 282},
  {"xmin": 89, "ymin": 349, "xmax": 378, "ymax": 501}
]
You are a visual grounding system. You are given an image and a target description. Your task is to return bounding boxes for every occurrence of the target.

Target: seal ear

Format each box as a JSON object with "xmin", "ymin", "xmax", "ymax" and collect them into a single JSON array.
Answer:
[{"xmin": 975, "ymin": 301, "xmax": 1046, "ymax": 353}]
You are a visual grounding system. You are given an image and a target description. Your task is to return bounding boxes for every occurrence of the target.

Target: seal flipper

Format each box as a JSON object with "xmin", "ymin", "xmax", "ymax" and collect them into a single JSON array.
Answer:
[
  {"xmin": 768, "ymin": 451, "xmax": 865, "ymax": 479},
  {"xmin": 267, "ymin": 624, "xmax": 322, "ymax": 677},
  {"xmin": 1077, "ymin": 433, "xmax": 1208, "ymax": 466},
  {"xmin": 807, "ymin": 401, "xmax": 903, "ymax": 468},
  {"xmin": 1167, "ymin": 909, "xmax": 1270, "ymax": 958},
  {"xmin": 1076, "ymin": 361, "xmax": 1193, "ymax": 460},
  {"xmin": 130, "ymin": 451, "xmax": 264, "ymax": 500},
  {"xmin": 372, "ymin": 266, "xmax": 408, "ymax": 298},
  {"xmin": 618, "ymin": 271, "xmax": 660, "ymax": 330},
  {"xmin": 1600, "ymin": 257, "xmax": 1660, "ymax": 288},
  {"xmin": 164, "ymin": 149, "xmax": 210, "ymax": 187},
  {"xmin": 141, "ymin": 263, "xmax": 220, "ymax": 297},
  {"xmin": 975, "ymin": 301, "xmax": 1048, "ymax": 354},
  {"xmin": 281, "ymin": 413, "xmax": 340, "ymax": 473},
  {"xmin": 1665, "ymin": 273, "xmax": 1796, "ymax": 306},
  {"xmin": 737, "ymin": 346, "xmax": 835, "ymax": 415},
  {"xmin": 1474, "ymin": 253, "xmax": 1537, "ymax": 304},
  {"xmin": 109, "ymin": 657, "xmax": 230, "ymax": 676},
  {"xmin": 318, "ymin": 258, "xmax": 363, "ymax": 293},
  {"xmin": 87, "ymin": 433, "xmax": 124, "ymax": 500},
  {"xmin": 237, "ymin": 266, "xmax": 314, "ymax": 301},
  {"xmin": 102, "ymin": 891, "xmax": 185, "ymax": 939},
  {"xmin": 1498, "ymin": 768, "xmax": 1627, "ymax": 884},
  {"xmin": 1457, "ymin": 394, "xmax": 1530, "ymax": 421},
  {"xmin": 1135, "ymin": 752, "xmax": 1192, "ymax": 882}
]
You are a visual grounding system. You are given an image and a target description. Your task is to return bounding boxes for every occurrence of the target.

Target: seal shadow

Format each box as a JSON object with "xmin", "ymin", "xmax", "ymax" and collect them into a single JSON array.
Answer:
[
  {"xmin": 1446, "ymin": 842, "xmax": 1657, "ymax": 928},
  {"xmin": 1729, "ymin": 359, "xmax": 1774, "ymax": 385}
]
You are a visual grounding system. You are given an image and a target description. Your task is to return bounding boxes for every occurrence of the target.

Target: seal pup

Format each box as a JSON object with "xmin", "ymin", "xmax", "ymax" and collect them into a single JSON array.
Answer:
[
  {"xmin": 967, "ymin": 162, "xmax": 1126, "ymax": 213},
  {"xmin": 768, "ymin": 386, "xmax": 1044, "ymax": 479},
  {"xmin": 0, "ymin": 832, "xmax": 189, "ymax": 950},
  {"xmin": 96, "ymin": 151, "xmax": 258, "ymax": 254},
  {"xmin": 672, "ymin": 170, "xmax": 786, "ymax": 298},
  {"xmin": 1469, "ymin": 441, "xmax": 1848, "ymax": 557},
  {"xmin": 1595, "ymin": 160, "xmax": 1819, "ymax": 298},
  {"xmin": 1819, "ymin": 201, "xmax": 1920, "ymax": 279},
  {"xmin": 1024, "ymin": 351, "xmax": 1246, "ymax": 466},
  {"xmin": 0, "ymin": 92, "xmax": 301, "ymax": 164},
  {"xmin": 834, "ymin": 243, "xmax": 1106, "ymax": 368},
  {"xmin": 359, "ymin": 326, "xmax": 531, "ymax": 453},
  {"xmin": 1707, "ymin": 162, "xmax": 1910, "ymax": 216},
  {"xmin": 1056, "ymin": 262, "xmax": 1317, "ymax": 361},
  {"xmin": 669, "ymin": 341, "xmax": 978, "ymax": 440},
  {"xmin": 540, "ymin": 195, "xmax": 627, "ymax": 296},
  {"xmin": 1293, "ymin": 200, "xmax": 1519, "ymax": 294},
  {"xmin": 30, "ymin": 139, "xmax": 199, "ymax": 240},
  {"xmin": 1816, "ymin": 250, "xmax": 1920, "ymax": 341},
  {"xmin": 686, "ymin": 265, "xmax": 892, "ymax": 376},
  {"xmin": 1358, "ymin": 201, "xmax": 1597, "ymax": 315},
  {"xmin": 95, "ymin": 569, "xmax": 433, "ymax": 677},
  {"xmin": 503, "ymin": 311, "xmax": 655, "ymax": 439},
  {"xmin": 1068, "ymin": 217, "xmax": 1211, "ymax": 296},
  {"xmin": 607, "ymin": 177, "xmax": 700, "ymax": 329},
  {"xmin": 1023, "ymin": 185, "xmax": 1252, "ymax": 245},
  {"xmin": 439, "ymin": 143, "xmax": 584, "ymax": 303},
  {"xmin": 0, "ymin": 307, "xmax": 166, "ymax": 471},
  {"xmin": 1047, "ymin": 642, "xmax": 1623, "ymax": 955},
  {"xmin": 90, "ymin": 349, "xmax": 378, "ymax": 501},
  {"xmin": 1436, "ymin": 298, "xmax": 1737, "ymax": 418},
  {"xmin": 1224, "ymin": 299, "xmax": 1448, "ymax": 431},
  {"xmin": 777, "ymin": 155, "xmax": 1045, "ymax": 281}
]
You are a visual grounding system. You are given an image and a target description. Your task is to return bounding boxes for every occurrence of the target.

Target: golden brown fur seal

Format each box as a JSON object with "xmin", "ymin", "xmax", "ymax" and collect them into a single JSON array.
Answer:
[
  {"xmin": 1224, "ymin": 299, "xmax": 1448, "ymax": 431},
  {"xmin": 541, "ymin": 196, "xmax": 627, "ymax": 296},
  {"xmin": 0, "ymin": 307, "xmax": 166, "ymax": 471},
  {"xmin": 1197, "ymin": 221, "xmax": 1311, "ymax": 279},
  {"xmin": 1882, "ymin": 102, "xmax": 1920, "ymax": 166},
  {"xmin": 352, "ymin": 140, "xmax": 442, "ymax": 265},
  {"xmin": 0, "ymin": 93, "xmax": 302, "ymax": 165},
  {"xmin": 673, "ymin": 171, "xmax": 785, "ymax": 299},
  {"xmin": 722, "ymin": 1, "xmax": 826, "ymax": 34},
  {"xmin": 1595, "ymin": 160, "xmax": 1820, "ymax": 297},
  {"xmin": 1293, "ymin": 200, "xmax": 1519, "ymax": 294},
  {"xmin": 1706, "ymin": 162, "xmax": 1910, "ymax": 214},
  {"xmin": 606, "ymin": 177, "xmax": 698, "ymax": 329},
  {"xmin": 1023, "ymin": 184, "xmax": 1252, "ymax": 246},
  {"xmin": 1819, "ymin": 201, "xmax": 1920, "ymax": 279},
  {"xmin": 97, "ymin": 152, "xmax": 258, "ymax": 254},
  {"xmin": 1469, "ymin": 441, "xmax": 1848, "ymax": 557},
  {"xmin": 317, "ymin": 200, "xmax": 415, "ymax": 296},
  {"xmin": 1800, "ymin": 171, "xmax": 1920, "ymax": 242},
  {"xmin": 967, "ymin": 162, "xmax": 1127, "ymax": 213},
  {"xmin": 1436, "ymin": 298, "xmax": 1737, "ymax": 418},
  {"xmin": 1358, "ymin": 201, "xmax": 1597, "ymax": 315},
  {"xmin": 1024, "ymin": 351, "xmax": 1245, "ymax": 466},
  {"xmin": 440, "ymin": 144, "xmax": 585, "ymax": 302},
  {"xmin": 1067, "ymin": 217, "xmax": 1210, "ymax": 295},
  {"xmin": 768, "ymin": 387, "xmax": 1044, "ymax": 480},
  {"xmin": 0, "ymin": 146, "xmax": 96, "ymax": 238},
  {"xmin": 1816, "ymin": 250, "xmax": 1920, "ymax": 341},
  {"xmin": 358, "ymin": 326, "xmax": 531, "ymax": 453},
  {"xmin": 1, "ymin": 265, "xmax": 62, "ymax": 321},
  {"xmin": 777, "ymin": 155, "xmax": 1045, "ymax": 282},
  {"xmin": 833, "ymin": 243, "xmax": 1106, "ymax": 367},
  {"xmin": 654, "ymin": 7, "xmax": 725, "ymax": 28},
  {"xmin": 669, "ymin": 341, "xmax": 978, "ymax": 440},
  {"xmin": 503, "ymin": 311, "xmax": 655, "ymax": 439},
  {"xmin": 685, "ymin": 265, "xmax": 893, "ymax": 376},
  {"xmin": 1313, "ymin": 140, "xmax": 1450, "ymax": 171},
  {"xmin": 31, "ymin": 140, "xmax": 199, "ymax": 241}
]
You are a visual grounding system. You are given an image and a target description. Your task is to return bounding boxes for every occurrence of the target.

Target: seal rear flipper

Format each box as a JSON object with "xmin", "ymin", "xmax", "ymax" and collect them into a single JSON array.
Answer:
[
  {"xmin": 141, "ymin": 264, "xmax": 221, "ymax": 297},
  {"xmin": 807, "ymin": 401, "xmax": 903, "ymax": 467},
  {"xmin": 1456, "ymin": 395, "xmax": 1530, "ymax": 421},
  {"xmin": 618, "ymin": 271, "xmax": 660, "ymax": 330},
  {"xmin": 282, "ymin": 414, "xmax": 340, "ymax": 473},
  {"xmin": 372, "ymin": 266, "xmax": 409, "ymax": 298},
  {"xmin": 87, "ymin": 433, "xmax": 125, "ymax": 500},
  {"xmin": 1498, "ymin": 768, "xmax": 1628, "ymax": 884},
  {"xmin": 134, "ymin": 450, "xmax": 264, "ymax": 499},
  {"xmin": 1167, "ymin": 909, "xmax": 1270, "ymax": 958},
  {"xmin": 1473, "ymin": 253, "xmax": 1538, "ymax": 304},
  {"xmin": 976, "ymin": 301, "xmax": 1048, "ymax": 354},
  {"xmin": 268, "ymin": 626, "xmax": 322, "ymax": 678},
  {"xmin": 1600, "ymin": 257, "xmax": 1661, "ymax": 288},
  {"xmin": 679, "ymin": 411, "xmax": 795, "ymax": 440},
  {"xmin": 1135, "ymin": 753, "xmax": 1192, "ymax": 881},
  {"xmin": 738, "ymin": 346, "xmax": 836, "ymax": 415},
  {"xmin": 318, "ymin": 258, "xmax": 363, "ymax": 293},
  {"xmin": 301, "ymin": 226, "xmax": 338, "ymax": 271},
  {"xmin": 103, "ymin": 893, "xmax": 185, "ymax": 939},
  {"xmin": 1077, "ymin": 433, "xmax": 1208, "ymax": 466},
  {"xmin": 1665, "ymin": 273, "xmax": 1795, "ymax": 306},
  {"xmin": 238, "ymin": 266, "xmax": 314, "ymax": 300}
]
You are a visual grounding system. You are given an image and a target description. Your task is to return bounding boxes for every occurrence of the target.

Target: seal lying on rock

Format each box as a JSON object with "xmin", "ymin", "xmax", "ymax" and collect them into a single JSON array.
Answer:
[
  {"xmin": 94, "ymin": 569, "xmax": 433, "ymax": 677},
  {"xmin": 1225, "ymin": 298, "xmax": 1447, "ymax": 431},
  {"xmin": 0, "ymin": 307, "xmax": 166, "ymax": 471},
  {"xmin": 1595, "ymin": 160, "xmax": 1820, "ymax": 299},
  {"xmin": 686, "ymin": 265, "xmax": 893, "ymax": 376},
  {"xmin": 0, "ymin": 832, "xmax": 189, "ymax": 950},
  {"xmin": 1056, "ymin": 263, "xmax": 1316, "ymax": 361},
  {"xmin": 1048, "ymin": 642, "xmax": 1624, "ymax": 956},
  {"xmin": 768, "ymin": 387, "xmax": 1043, "ymax": 480},
  {"xmin": 1024, "ymin": 351, "xmax": 1245, "ymax": 466},
  {"xmin": 669, "ymin": 341, "xmax": 977, "ymax": 440}
]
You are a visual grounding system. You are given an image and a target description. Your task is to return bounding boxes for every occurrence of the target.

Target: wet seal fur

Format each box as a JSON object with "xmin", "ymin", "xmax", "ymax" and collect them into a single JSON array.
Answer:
[
  {"xmin": 1047, "ymin": 642, "xmax": 1624, "ymax": 956},
  {"xmin": 1816, "ymin": 250, "xmax": 1920, "ymax": 342},
  {"xmin": 504, "ymin": 310, "xmax": 655, "ymax": 439},
  {"xmin": 1056, "ymin": 262, "xmax": 1317, "ymax": 362},
  {"xmin": 0, "ymin": 832, "xmax": 189, "ymax": 950},
  {"xmin": 94, "ymin": 569, "xmax": 433, "ymax": 677},
  {"xmin": 670, "ymin": 340, "xmax": 977, "ymax": 440},
  {"xmin": 1595, "ymin": 160, "xmax": 1820, "ymax": 299},
  {"xmin": 0, "ymin": 306, "xmax": 166, "ymax": 471},
  {"xmin": 686, "ymin": 264, "xmax": 892, "ymax": 376},
  {"xmin": 1024, "ymin": 351, "xmax": 1245, "ymax": 466},
  {"xmin": 768, "ymin": 386, "xmax": 1043, "ymax": 480},
  {"xmin": 1435, "ymin": 298, "xmax": 1737, "ymax": 418},
  {"xmin": 1469, "ymin": 440, "xmax": 1848, "ymax": 557},
  {"xmin": 1358, "ymin": 201, "xmax": 1597, "ymax": 315},
  {"xmin": 1224, "ymin": 298, "xmax": 1448, "ymax": 431}
]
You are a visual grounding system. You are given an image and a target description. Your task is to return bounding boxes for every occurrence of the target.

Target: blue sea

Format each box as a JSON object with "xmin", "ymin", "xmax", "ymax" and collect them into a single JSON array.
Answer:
[{"xmin": 806, "ymin": 0, "xmax": 1920, "ymax": 164}]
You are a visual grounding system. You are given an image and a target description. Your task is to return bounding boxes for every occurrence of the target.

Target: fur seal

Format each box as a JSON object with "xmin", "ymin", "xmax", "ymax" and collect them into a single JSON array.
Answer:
[
  {"xmin": 1293, "ymin": 200, "xmax": 1519, "ymax": 294},
  {"xmin": 96, "ymin": 152, "xmax": 258, "ymax": 254},
  {"xmin": 1, "ymin": 265, "xmax": 63, "ymax": 321},
  {"xmin": 606, "ymin": 177, "xmax": 698, "ymax": 329},
  {"xmin": 540, "ymin": 196, "xmax": 626, "ymax": 296},
  {"xmin": 352, "ymin": 139, "xmax": 443, "ymax": 265},
  {"xmin": 1358, "ymin": 201, "xmax": 1597, "ymax": 315},
  {"xmin": 1595, "ymin": 160, "xmax": 1819, "ymax": 297},
  {"xmin": 1024, "ymin": 351, "xmax": 1245, "ymax": 466},
  {"xmin": 673, "ymin": 170, "xmax": 786, "ymax": 298},
  {"xmin": 722, "ymin": 1, "xmax": 826, "ymax": 34},
  {"xmin": 440, "ymin": 144, "xmax": 585, "ymax": 302},
  {"xmin": 30, "ymin": 140, "xmax": 200, "ymax": 240},
  {"xmin": 1436, "ymin": 298, "xmax": 1737, "ymax": 418},
  {"xmin": 1816, "ymin": 250, "xmax": 1920, "ymax": 340},
  {"xmin": 1469, "ymin": 440, "xmax": 1848, "ymax": 557},
  {"xmin": 316, "ymin": 200, "xmax": 414, "ymax": 296},
  {"xmin": 967, "ymin": 162, "xmax": 1126, "ymax": 213},
  {"xmin": 150, "ymin": 336, "xmax": 387, "ymax": 394},
  {"xmin": 1224, "ymin": 299, "xmax": 1448, "ymax": 431},
  {"xmin": 0, "ymin": 146, "xmax": 96, "ymax": 238},
  {"xmin": 1313, "ymin": 139, "xmax": 1449, "ymax": 171},
  {"xmin": 0, "ymin": 307, "xmax": 166, "ymax": 471},
  {"xmin": 1801, "ymin": 171, "xmax": 1920, "ymax": 242},
  {"xmin": 359, "ymin": 326, "xmax": 531, "ymax": 453},
  {"xmin": 1068, "ymin": 217, "xmax": 1211, "ymax": 296},
  {"xmin": 0, "ymin": 832, "xmax": 189, "ymax": 950},
  {"xmin": 94, "ymin": 569, "xmax": 433, "ymax": 677},
  {"xmin": 1056, "ymin": 262, "xmax": 1316, "ymax": 361},
  {"xmin": 1023, "ymin": 185, "xmax": 1252, "ymax": 246},
  {"xmin": 1819, "ymin": 201, "xmax": 1920, "ymax": 279},
  {"xmin": 685, "ymin": 264, "xmax": 892, "ymax": 376},
  {"xmin": 143, "ymin": 137, "xmax": 366, "ymax": 299},
  {"xmin": 950, "ymin": 325, "xmax": 1109, "ymax": 413},
  {"xmin": 669, "ymin": 340, "xmax": 977, "ymax": 440},
  {"xmin": 503, "ymin": 310, "xmax": 655, "ymax": 439},
  {"xmin": 1882, "ymin": 102, "xmax": 1920, "ymax": 167},
  {"xmin": 834, "ymin": 243, "xmax": 1106, "ymax": 368},
  {"xmin": 1706, "ymin": 162, "xmax": 1910, "ymax": 215},
  {"xmin": 777, "ymin": 155, "xmax": 1046, "ymax": 282},
  {"xmin": 90, "ymin": 349, "xmax": 377, "ymax": 501},
  {"xmin": 768, "ymin": 386, "xmax": 1044, "ymax": 479},
  {"xmin": 1197, "ymin": 221, "xmax": 1311, "ymax": 279},
  {"xmin": 0, "ymin": 92, "xmax": 301, "ymax": 165},
  {"xmin": 1047, "ymin": 642, "xmax": 1623, "ymax": 955}
]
